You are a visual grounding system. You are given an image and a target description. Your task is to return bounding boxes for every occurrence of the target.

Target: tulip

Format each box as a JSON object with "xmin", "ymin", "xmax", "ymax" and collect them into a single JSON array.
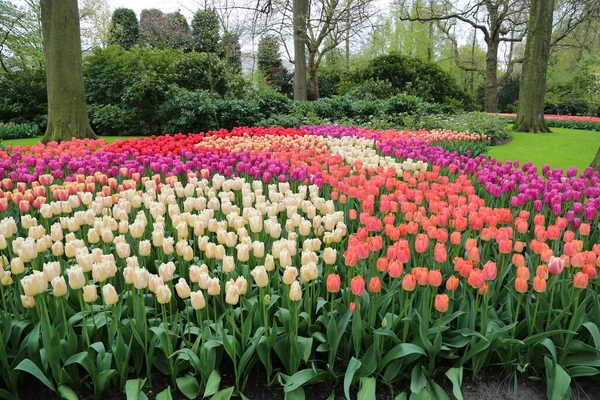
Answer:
[
  {"xmin": 102, "ymin": 284, "xmax": 119, "ymax": 305},
  {"xmin": 351, "ymin": 276, "xmax": 365, "ymax": 296},
  {"xmin": 175, "ymin": 278, "xmax": 191, "ymax": 299},
  {"xmin": 1, "ymin": 271, "xmax": 13, "ymax": 286},
  {"xmin": 514, "ymin": 277, "xmax": 528, "ymax": 294},
  {"xmin": 369, "ymin": 277, "xmax": 382, "ymax": 293},
  {"xmin": 282, "ymin": 267, "xmax": 298, "ymax": 285},
  {"xmin": 516, "ymin": 266, "xmax": 530, "ymax": 280},
  {"xmin": 322, "ymin": 247, "xmax": 337, "ymax": 265},
  {"xmin": 548, "ymin": 256, "xmax": 565, "ymax": 275},
  {"xmin": 158, "ymin": 262, "xmax": 176, "ymax": 282},
  {"xmin": 190, "ymin": 290, "xmax": 206, "ymax": 310},
  {"xmin": 533, "ymin": 276, "xmax": 546, "ymax": 293},
  {"xmin": 376, "ymin": 257, "xmax": 389, "ymax": 272},
  {"xmin": 156, "ymin": 285, "xmax": 172, "ymax": 304},
  {"xmin": 250, "ymin": 266, "xmax": 269, "ymax": 288},
  {"xmin": 428, "ymin": 270, "xmax": 442, "ymax": 287},
  {"xmin": 207, "ymin": 277, "xmax": 220, "ymax": 296},
  {"xmin": 467, "ymin": 269, "xmax": 485, "ymax": 289},
  {"xmin": 349, "ymin": 301, "xmax": 360, "ymax": 314},
  {"xmin": 133, "ymin": 268, "xmax": 149, "ymax": 290},
  {"xmin": 573, "ymin": 272, "xmax": 588, "ymax": 289},
  {"xmin": 289, "ymin": 281, "xmax": 302, "ymax": 301},
  {"xmin": 51, "ymin": 276, "xmax": 67, "ymax": 297},
  {"xmin": 388, "ymin": 261, "xmax": 403, "ymax": 278},
  {"xmin": 401, "ymin": 274, "xmax": 416, "ymax": 291},
  {"xmin": 446, "ymin": 276, "xmax": 459, "ymax": 291},
  {"xmin": 434, "ymin": 294, "xmax": 449, "ymax": 312},
  {"xmin": 326, "ymin": 274, "xmax": 341, "ymax": 293},
  {"xmin": 139, "ymin": 240, "xmax": 151, "ymax": 257},
  {"xmin": 225, "ymin": 284, "xmax": 240, "ymax": 305},
  {"xmin": 21, "ymin": 295, "xmax": 36, "ymax": 309},
  {"xmin": 83, "ymin": 285, "xmax": 98, "ymax": 303},
  {"xmin": 300, "ymin": 262, "xmax": 318, "ymax": 282},
  {"xmin": 148, "ymin": 275, "xmax": 164, "ymax": 293},
  {"xmin": 67, "ymin": 266, "xmax": 86, "ymax": 290},
  {"xmin": 235, "ymin": 276, "xmax": 248, "ymax": 295}
]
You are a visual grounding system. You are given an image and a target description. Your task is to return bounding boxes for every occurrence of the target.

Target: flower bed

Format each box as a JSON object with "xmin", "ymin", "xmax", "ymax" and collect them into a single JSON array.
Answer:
[
  {"xmin": 496, "ymin": 113, "xmax": 600, "ymax": 132},
  {"xmin": 0, "ymin": 126, "xmax": 599, "ymax": 399}
]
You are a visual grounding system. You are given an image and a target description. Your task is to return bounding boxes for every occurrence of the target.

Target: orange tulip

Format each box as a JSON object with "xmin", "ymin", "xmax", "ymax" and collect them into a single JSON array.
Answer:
[
  {"xmin": 350, "ymin": 276, "xmax": 365, "ymax": 296},
  {"xmin": 434, "ymin": 294, "xmax": 449, "ymax": 313},
  {"xmin": 573, "ymin": 272, "xmax": 589, "ymax": 289},
  {"xmin": 533, "ymin": 276, "xmax": 546, "ymax": 293},
  {"xmin": 516, "ymin": 266, "xmax": 530, "ymax": 280},
  {"xmin": 428, "ymin": 269, "xmax": 442, "ymax": 287},
  {"xmin": 446, "ymin": 276, "xmax": 460, "ymax": 291},
  {"xmin": 515, "ymin": 277, "xmax": 528, "ymax": 293},
  {"xmin": 326, "ymin": 274, "xmax": 341, "ymax": 293},
  {"xmin": 369, "ymin": 277, "xmax": 382, "ymax": 293},
  {"xmin": 401, "ymin": 274, "xmax": 416, "ymax": 291}
]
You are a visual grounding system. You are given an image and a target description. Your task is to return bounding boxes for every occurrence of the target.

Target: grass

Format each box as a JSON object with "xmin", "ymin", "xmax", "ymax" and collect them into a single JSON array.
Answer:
[
  {"xmin": 1, "ymin": 136, "xmax": 140, "ymax": 146},
  {"xmin": 488, "ymin": 127, "xmax": 600, "ymax": 173}
]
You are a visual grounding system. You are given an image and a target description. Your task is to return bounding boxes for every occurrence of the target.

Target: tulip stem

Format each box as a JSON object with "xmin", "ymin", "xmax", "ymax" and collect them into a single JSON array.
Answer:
[
  {"xmin": 512, "ymin": 294, "xmax": 522, "ymax": 338},
  {"xmin": 78, "ymin": 291, "xmax": 91, "ymax": 347},
  {"xmin": 546, "ymin": 275, "xmax": 557, "ymax": 331},
  {"xmin": 161, "ymin": 304, "xmax": 176, "ymax": 386},
  {"xmin": 529, "ymin": 294, "xmax": 541, "ymax": 336},
  {"xmin": 61, "ymin": 297, "xmax": 69, "ymax": 332}
]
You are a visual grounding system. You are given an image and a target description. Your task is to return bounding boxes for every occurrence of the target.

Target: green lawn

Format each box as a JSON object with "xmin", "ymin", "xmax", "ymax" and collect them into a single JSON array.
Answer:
[
  {"xmin": 488, "ymin": 127, "xmax": 600, "ymax": 173},
  {"xmin": 2, "ymin": 136, "xmax": 141, "ymax": 146}
]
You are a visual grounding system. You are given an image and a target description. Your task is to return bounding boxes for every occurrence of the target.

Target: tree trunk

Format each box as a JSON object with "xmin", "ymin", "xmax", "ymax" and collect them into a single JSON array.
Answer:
[
  {"xmin": 292, "ymin": 0, "xmax": 308, "ymax": 101},
  {"xmin": 41, "ymin": 0, "xmax": 96, "ymax": 143},
  {"xmin": 513, "ymin": 0, "xmax": 554, "ymax": 133},
  {"xmin": 484, "ymin": 39, "xmax": 499, "ymax": 113},
  {"xmin": 308, "ymin": 52, "xmax": 319, "ymax": 99},
  {"xmin": 590, "ymin": 147, "xmax": 600, "ymax": 172}
]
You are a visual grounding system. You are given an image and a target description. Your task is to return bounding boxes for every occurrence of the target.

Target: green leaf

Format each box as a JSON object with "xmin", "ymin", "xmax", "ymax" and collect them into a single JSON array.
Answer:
[
  {"xmin": 582, "ymin": 322, "xmax": 600, "ymax": 350},
  {"xmin": 380, "ymin": 343, "xmax": 426, "ymax": 369},
  {"xmin": 57, "ymin": 385, "xmax": 78, "ymax": 400},
  {"xmin": 344, "ymin": 357, "xmax": 362, "ymax": 400},
  {"xmin": 125, "ymin": 378, "xmax": 147, "ymax": 400},
  {"xmin": 156, "ymin": 387, "xmax": 173, "ymax": 400},
  {"xmin": 177, "ymin": 374, "xmax": 201, "ymax": 399},
  {"xmin": 210, "ymin": 386, "xmax": 234, "ymax": 400},
  {"xmin": 410, "ymin": 365, "xmax": 426, "ymax": 394},
  {"xmin": 445, "ymin": 367, "xmax": 463, "ymax": 400},
  {"xmin": 96, "ymin": 370, "xmax": 117, "ymax": 395},
  {"xmin": 567, "ymin": 366, "xmax": 600, "ymax": 378},
  {"xmin": 204, "ymin": 370, "xmax": 221, "ymax": 398},
  {"xmin": 284, "ymin": 387, "xmax": 305, "ymax": 400},
  {"xmin": 545, "ymin": 357, "xmax": 571, "ymax": 400},
  {"xmin": 357, "ymin": 377, "xmax": 376, "ymax": 400},
  {"xmin": 283, "ymin": 369, "xmax": 329, "ymax": 393},
  {"xmin": 15, "ymin": 359, "xmax": 55, "ymax": 392},
  {"xmin": 395, "ymin": 394, "xmax": 408, "ymax": 400}
]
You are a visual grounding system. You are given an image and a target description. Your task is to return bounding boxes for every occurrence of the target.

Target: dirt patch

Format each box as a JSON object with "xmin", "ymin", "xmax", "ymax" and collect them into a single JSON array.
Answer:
[{"xmin": 491, "ymin": 135, "xmax": 513, "ymax": 146}]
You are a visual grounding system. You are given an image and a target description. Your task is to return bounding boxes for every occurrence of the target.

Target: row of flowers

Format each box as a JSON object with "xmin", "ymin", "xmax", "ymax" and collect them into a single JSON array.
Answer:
[{"xmin": 0, "ymin": 125, "xmax": 599, "ymax": 399}]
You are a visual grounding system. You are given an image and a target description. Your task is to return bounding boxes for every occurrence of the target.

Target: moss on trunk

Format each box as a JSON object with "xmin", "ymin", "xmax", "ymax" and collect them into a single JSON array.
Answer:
[
  {"xmin": 591, "ymin": 147, "xmax": 600, "ymax": 172},
  {"xmin": 40, "ymin": 0, "xmax": 96, "ymax": 143}
]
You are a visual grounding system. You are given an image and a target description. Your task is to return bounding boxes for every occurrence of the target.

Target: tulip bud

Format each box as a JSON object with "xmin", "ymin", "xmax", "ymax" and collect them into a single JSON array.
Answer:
[
  {"xmin": 156, "ymin": 285, "xmax": 172, "ymax": 304},
  {"xmin": 326, "ymin": 274, "xmax": 341, "ymax": 293},
  {"xmin": 250, "ymin": 265, "xmax": 269, "ymax": 288},
  {"xmin": 67, "ymin": 266, "xmax": 86, "ymax": 290},
  {"xmin": 83, "ymin": 285, "xmax": 98, "ymax": 303},
  {"xmin": 102, "ymin": 284, "xmax": 118, "ymax": 305},
  {"xmin": 190, "ymin": 290, "xmax": 206, "ymax": 310},
  {"xmin": 282, "ymin": 266, "xmax": 298, "ymax": 285},
  {"xmin": 175, "ymin": 278, "xmax": 191, "ymax": 299},
  {"xmin": 434, "ymin": 294, "xmax": 449, "ymax": 313},
  {"xmin": 289, "ymin": 281, "xmax": 302, "ymax": 301},
  {"xmin": 207, "ymin": 277, "xmax": 220, "ymax": 296},
  {"xmin": 21, "ymin": 295, "xmax": 36, "ymax": 308},
  {"xmin": 51, "ymin": 276, "xmax": 68, "ymax": 297}
]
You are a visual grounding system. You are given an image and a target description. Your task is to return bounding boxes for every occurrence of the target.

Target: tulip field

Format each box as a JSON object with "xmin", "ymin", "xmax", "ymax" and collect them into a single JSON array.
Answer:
[{"xmin": 1, "ymin": 125, "xmax": 600, "ymax": 399}]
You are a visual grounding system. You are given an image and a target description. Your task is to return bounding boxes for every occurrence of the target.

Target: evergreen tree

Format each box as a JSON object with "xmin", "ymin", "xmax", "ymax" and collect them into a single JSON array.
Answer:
[
  {"xmin": 219, "ymin": 32, "xmax": 242, "ymax": 74},
  {"xmin": 108, "ymin": 8, "xmax": 139, "ymax": 49},
  {"xmin": 191, "ymin": 9, "xmax": 220, "ymax": 54},
  {"xmin": 257, "ymin": 35, "xmax": 283, "ymax": 87}
]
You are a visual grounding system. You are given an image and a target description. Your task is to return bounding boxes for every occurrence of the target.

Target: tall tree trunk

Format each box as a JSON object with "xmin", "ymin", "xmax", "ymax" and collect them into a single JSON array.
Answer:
[
  {"xmin": 591, "ymin": 147, "xmax": 600, "ymax": 172},
  {"xmin": 484, "ymin": 39, "xmax": 499, "ymax": 113},
  {"xmin": 292, "ymin": 0, "xmax": 308, "ymax": 101},
  {"xmin": 513, "ymin": 0, "xmax": 555, "ymax": 133},
  {"xmin": 41, "ymin": 0, "xmax": 96, "ymax": 143},
  {"xmin": 308, "ymin": 52, "xmax": 319, "ymax": 99}
]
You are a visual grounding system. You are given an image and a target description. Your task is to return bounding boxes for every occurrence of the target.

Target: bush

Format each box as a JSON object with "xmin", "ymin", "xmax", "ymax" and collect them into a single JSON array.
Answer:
[
  {"xmin": 0, "ymin": 68, "xmax": 47, "ymax": 129},
  {"xmin": 158, "ymin": 86, "xmax": 218, "ymax": 133},
  {"xmin": 0, "ymin": 122, "xmax": 40, "ymax": 140},
  {"xmin": 410, "ymin": 112, "xmax": 509, "ymax": 145},
  {"xmin": 352, "ymin": 52, "xmax": 471, "ymax": 107},
  {"xmin": 340, "ymin": 79, "xmax": 398, "ymax": 100}
]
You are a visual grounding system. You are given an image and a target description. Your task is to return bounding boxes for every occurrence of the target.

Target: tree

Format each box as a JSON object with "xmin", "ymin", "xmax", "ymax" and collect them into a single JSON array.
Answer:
[
  {"xmin": 191, "ymin": 9, "xmax": 220, "ymax": 54},
  {"xmin": 591, "ymin": 147, "xmax": 600, "ymax": 172},
  {"xmin": 108, "ymin": 8, "xmax": 139, "ymax": 49},
  {"xmin": 513, "ymin": 0, "xmax": 555, "ymax": 132},
  {"xmin": 219, "ymin": 32, "xmax": 242, "ymax": 74},
  {"xmin": 0, "ymin": 0, "xmax": 44, "ymax": 71},
  {"xmin": 258, "ymin": 35, "xmax": 284, "ymax": 86},
  {"xmin": 40, "ymin": 0, "xmax": 95, "ymax": 142},
  {"xmin": 292, "ymin": 0, "xmax": 308, "ymax": 100},
  {"xmin": 398, "ymin": 0, "xmax": 528, "ymax": 112}
]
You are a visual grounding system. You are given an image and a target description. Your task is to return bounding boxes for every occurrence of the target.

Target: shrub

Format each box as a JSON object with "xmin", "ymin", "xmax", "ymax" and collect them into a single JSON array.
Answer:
[
  {"xmin": 0, "ymin": 122, "xmax": 40, "ymax": 140},
  {"xmin": 0, "ymin": 68, "xmax": 47, "ymax": 129}
]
